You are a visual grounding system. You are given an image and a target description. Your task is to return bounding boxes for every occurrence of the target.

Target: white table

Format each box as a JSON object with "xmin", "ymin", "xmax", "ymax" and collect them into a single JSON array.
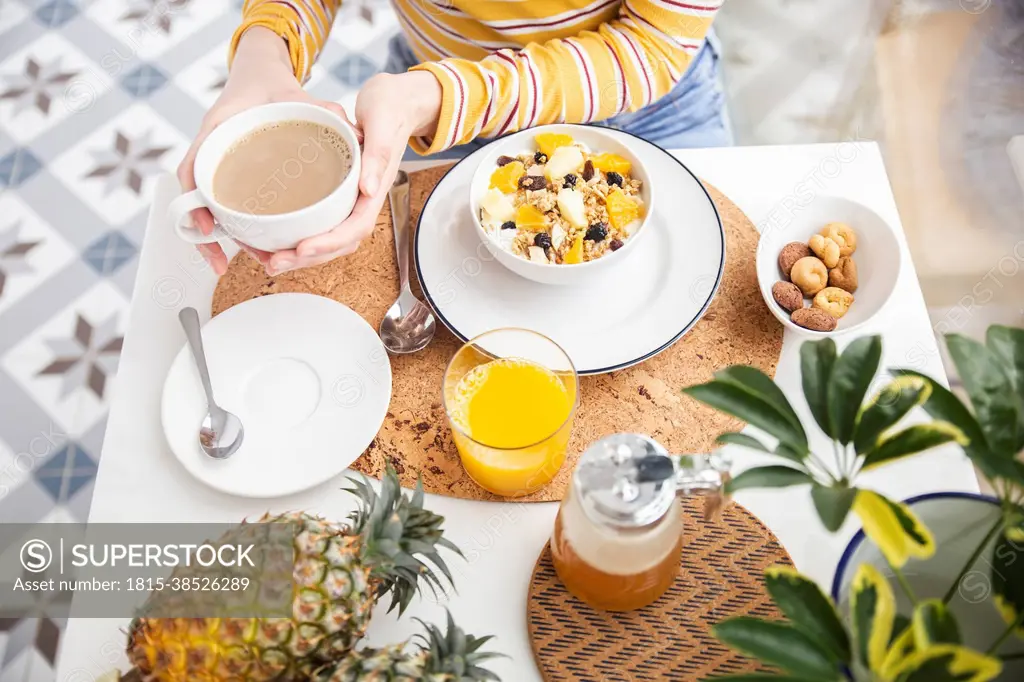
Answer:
[{"xmin": 56, "ymin": 143, "xmax": 980, "ymax": 682}]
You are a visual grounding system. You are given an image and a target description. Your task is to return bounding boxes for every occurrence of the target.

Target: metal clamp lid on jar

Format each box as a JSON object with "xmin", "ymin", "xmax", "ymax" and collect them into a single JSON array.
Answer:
[{"xmin": 572, "ymin": 433, "xmax": 732, "ymax": 529}]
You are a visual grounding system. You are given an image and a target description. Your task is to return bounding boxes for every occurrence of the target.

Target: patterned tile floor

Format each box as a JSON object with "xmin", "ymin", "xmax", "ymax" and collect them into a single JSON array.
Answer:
[{"xmin": 0, "ymin": 1, "xmax": 396, "ymax": 678}]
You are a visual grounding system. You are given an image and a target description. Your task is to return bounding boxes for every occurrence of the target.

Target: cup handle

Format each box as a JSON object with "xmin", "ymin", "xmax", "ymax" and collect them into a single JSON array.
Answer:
[{"xmin": 168, "ymin": 191, "xmax": 231, "ymax": 244}]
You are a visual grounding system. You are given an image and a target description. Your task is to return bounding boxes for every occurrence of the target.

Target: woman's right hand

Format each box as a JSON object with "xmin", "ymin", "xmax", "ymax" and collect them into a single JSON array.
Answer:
[{"xmin": 177, "ymin": 26, "xmax": 351, "ymax": 275}]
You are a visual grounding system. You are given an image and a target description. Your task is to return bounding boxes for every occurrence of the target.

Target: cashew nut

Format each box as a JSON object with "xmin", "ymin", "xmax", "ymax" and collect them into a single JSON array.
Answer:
[
  {"xmin": 789, "ymin": 256, "xmax": 829, "ymax": 296},
  {"xmin": 809, "ymin": 234, "xmax": 841, "ymax": 269}
]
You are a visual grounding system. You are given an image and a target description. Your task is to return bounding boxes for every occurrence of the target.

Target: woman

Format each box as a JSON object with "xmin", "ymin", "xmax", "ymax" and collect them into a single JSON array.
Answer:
[{"xmin": 182, "ymin": 1, "xmax": 727, "ymax": 276}]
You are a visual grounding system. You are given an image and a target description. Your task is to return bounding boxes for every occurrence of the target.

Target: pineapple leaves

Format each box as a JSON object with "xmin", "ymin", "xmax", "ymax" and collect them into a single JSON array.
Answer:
[
  {"xmin": 810, "ymin": 483, "xmax": 857, "ymax": 532},
  {"xmin": 827, "ymin": 336, "xmax": 882, "ymax": 446},
  {"xmin": 763, "ymin": 565, "xmax": 851, "ymax": 664},
  {"xmin": 853, "ymin": 376, "xmax": 932, "ymax": 455},
  {"xmin": 945, "ymin": 334, "xmax": 1019, "ymax": 458},
  {"xmin": 344, "ymin": 466, "xmax": 462, "ymax": 616},
  {"xmin": 860, "ymin": 423, "xmax": 966, "ymax": 471},
  {"xmin": 712, "ymin": 617, "xmax": 842, "ymax": 680},
  {"xmin": 800, "ymin": 338, "xmax": 837, "ymax": 438},
  {"xmin": 684, "ymin": 368, "xmax": 808, "ymax": 452},
  {"xmin": 725, "ymin": 466, "xmax": 812, "ymax": 494}
]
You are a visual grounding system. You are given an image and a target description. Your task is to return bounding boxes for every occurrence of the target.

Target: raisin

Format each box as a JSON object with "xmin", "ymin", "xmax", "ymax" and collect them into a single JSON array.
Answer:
[
  {"xmin": 496, "ymin": 155, "xmax": 515, "ymax": 166},
  {"xmin": 534, "ymin": 233, "xmax": 552, "ymax": 249},
  {"xmin": 585, "ymin": 222, "xmax": 608, "ymax": 241},
  {"xmin": 606, "ymin": 171, "xmax": 624, "ymax": 187},
  {"xmin": 534, "ymin": 151, "xmax": 548, "ymax": 164},
  {"xmin": 518, "ymin": 175, "xmax": 543, "ymax": 191},
  {"xmin": 582, "ymin": 160, "xmax": 595, "ymax": 181},
  {"xmin": 501, "ymin": 221, "xmax": 516, "ymax": 230},
  {"xmin": 609, "ymin": 238, "xmax": 624, "ymax": 251},
  {"xmin": 562, "ymin": 173, "xmax": 577, "ymax": 188}
]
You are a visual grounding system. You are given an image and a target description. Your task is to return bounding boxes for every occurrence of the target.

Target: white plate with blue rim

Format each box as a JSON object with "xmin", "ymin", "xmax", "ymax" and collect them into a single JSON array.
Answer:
[
  {"xmin": 161, "ymin": 293, "xmax": 391, "ymax": 498},
  {"xmin": 413, "ymin": 126, "xmax": 725, "ymax": 375}
]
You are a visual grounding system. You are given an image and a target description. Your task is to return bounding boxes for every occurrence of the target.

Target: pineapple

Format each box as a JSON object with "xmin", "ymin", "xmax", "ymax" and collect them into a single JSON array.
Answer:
[
  {"xmin": 314, "ymin": 611, "xmax": 502, "ymax": 682},
  {"xmin": 122, "ymin": 468, "xmax": 461, "ymax": 681}
]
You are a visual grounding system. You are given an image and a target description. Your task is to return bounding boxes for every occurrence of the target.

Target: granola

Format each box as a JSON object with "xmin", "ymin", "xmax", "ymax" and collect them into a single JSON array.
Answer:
[{"xmin": 479, "ymin": 133, "xmax": 645, "ymax": 265}]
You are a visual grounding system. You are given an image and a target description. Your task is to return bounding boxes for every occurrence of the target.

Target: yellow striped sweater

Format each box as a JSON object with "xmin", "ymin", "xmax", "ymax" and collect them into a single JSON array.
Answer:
[{"xmin": 232, "ymin": 1, "xmax": 721, "ymax": 154}]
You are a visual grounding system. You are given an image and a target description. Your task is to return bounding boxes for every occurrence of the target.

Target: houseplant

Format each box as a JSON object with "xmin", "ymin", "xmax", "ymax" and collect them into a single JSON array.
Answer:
[{"xmin": 683, "ymin": 327, "xmax": 1024, "ymax": 680}]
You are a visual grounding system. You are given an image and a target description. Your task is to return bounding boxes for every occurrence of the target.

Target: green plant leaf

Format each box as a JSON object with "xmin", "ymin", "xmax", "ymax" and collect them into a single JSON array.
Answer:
[
  {"xmin": 853, "ymin": 490, "xmax": 935, "ymax": 568},
  {"xmin": 986, "ymin": 325, "xmax": 1024, "ymax": 450},
  {"xmin": 990, "ymin": 529, "xmax": 1024, "ymax": 640},
  {"xmin": 763, "ymin": 565, "xmax": 851, "ymax": 663},
  {"xmin": 712, "ymin": 617, "xmax": 841, "ymax": 679},
  {"xmin": 715, "ymin": 366, "xmax": 806, "ymax": 441},
  {"xmin": 946, "ymin": 333, "xmax": 1020, "ymax": 457},
  {"xmin": 725, "ymin": 466, "xmax": 812, "ymax": 494},
  {"xmin": 861, "ymin": 423, "xmax": 966, "ymax": 471},
  {"xmin": 912, "ymin": 599, "xmax": 961, "ymax": 648},
  {"xmin": 853, "ymin": 376, "xmax": 932, "ymax": 454},
  {"xmin": 684, "ymin": 382, "xmax": 808, "ymax": 451},
  {"xmin": 889, "ymin": 645, "xmax": 1001, "ymax": 682},
  {"xmin": 800, "ymin": 338, "xmax": 837, "ymax": 439},
  {"xmin": 850, "ymin": 563, "xmax": 895, "ymax": 672},
  {"xmin": 881, "ymin": 617, "xmax": 915, "ymax": 679},
  {"xmin": 827, "ymin": 336, "xmax": 883, "ymax": 446},
  {"xmin": 891, "ymin": 370, "xmax": 1024, "ymax": 488},
  {"xmin": 775, "ymin": 443, "xmax": 808, "ymax": 466},
  {"xmin": 811, "ymin": 483, "xmax": 857, "ymax": 532},
  {"xmin": 716, "ymin": 432, "xmax": 773, "ymax": 453}
]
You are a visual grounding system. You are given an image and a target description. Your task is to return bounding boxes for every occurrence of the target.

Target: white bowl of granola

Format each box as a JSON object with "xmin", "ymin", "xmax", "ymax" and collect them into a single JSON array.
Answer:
[{"xmin": 470, "ymin": 124, "xmax": 653, "ymax": 285}]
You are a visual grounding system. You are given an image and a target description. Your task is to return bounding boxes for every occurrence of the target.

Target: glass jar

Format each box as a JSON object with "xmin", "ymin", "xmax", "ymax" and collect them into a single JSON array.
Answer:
[{"xmin": 550, "ymin": 433, "xmax": 730, "ymax": 611}]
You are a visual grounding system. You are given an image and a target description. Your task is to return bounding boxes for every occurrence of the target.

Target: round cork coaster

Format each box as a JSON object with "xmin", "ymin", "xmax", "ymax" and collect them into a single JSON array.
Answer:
[
  {"xmin": 527, "ymin": 498, "xmax": 793, "ymax": 681},
  {"xmin": 211, "ymin": 164, "xmax": 782, "ymax": 502}
]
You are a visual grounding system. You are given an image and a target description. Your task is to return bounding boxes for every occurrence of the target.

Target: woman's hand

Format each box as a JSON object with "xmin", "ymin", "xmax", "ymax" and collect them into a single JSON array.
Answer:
[
  {"xmin": 263, "ymin": 71, "xmax": 442, "ymax": 276},
  {"xmin": 177, "ymin": 27, "xmax": 353, "ymax": 275}
]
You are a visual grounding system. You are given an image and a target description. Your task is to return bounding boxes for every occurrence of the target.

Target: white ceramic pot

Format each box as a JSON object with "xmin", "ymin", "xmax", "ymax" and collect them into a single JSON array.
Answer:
[{"xmin": 832, "ymin": 492, "xmax": 1024, "ymax": 680}]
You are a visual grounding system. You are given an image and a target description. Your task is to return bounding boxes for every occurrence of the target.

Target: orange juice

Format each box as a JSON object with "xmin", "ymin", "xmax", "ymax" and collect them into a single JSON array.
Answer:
[{"xmin": 448, "ymin": 357, "xmax": 574, "ymax": 496}]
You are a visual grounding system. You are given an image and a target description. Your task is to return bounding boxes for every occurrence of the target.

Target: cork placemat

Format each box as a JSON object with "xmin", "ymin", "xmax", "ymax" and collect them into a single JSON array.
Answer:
[
  {"xmin": 528, "ymin": 498, "xmax": 792, "ymax": 681},
  {"xmin": 211, "ymin": 164, "xmax": 783, "ymax": 502}
]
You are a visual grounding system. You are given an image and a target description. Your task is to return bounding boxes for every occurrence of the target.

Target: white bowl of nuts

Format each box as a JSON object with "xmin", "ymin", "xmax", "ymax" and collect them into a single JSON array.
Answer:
[
  {"xmin": 469, "ymin": 124, "xmax": 653, "ymax": 285},
  {"xmin": 756, "ymin": 196, "xmax": 902, "ymax": 336}
]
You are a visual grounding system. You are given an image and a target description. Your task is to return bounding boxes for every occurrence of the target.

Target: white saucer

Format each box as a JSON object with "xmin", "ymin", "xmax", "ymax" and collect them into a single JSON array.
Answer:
[
  {"xmin": 414, "ymin": 130, "xmax": 725, "ymax": 374},
  {"xmin": 161, "ymin": 293, "xmax": 391, "ymax": 498}
]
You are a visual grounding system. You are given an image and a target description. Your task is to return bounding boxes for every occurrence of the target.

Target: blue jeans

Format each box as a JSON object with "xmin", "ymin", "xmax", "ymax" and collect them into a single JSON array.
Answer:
[{"xmin": 385, "ymin": 30, "xmax": 733, "ymax": 161}]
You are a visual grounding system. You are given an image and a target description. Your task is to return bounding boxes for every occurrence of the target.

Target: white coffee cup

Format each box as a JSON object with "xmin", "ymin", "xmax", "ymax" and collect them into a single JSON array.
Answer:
[{"xmin": 168, "ymin": 102, "xmax": 361, "ymax": 252}]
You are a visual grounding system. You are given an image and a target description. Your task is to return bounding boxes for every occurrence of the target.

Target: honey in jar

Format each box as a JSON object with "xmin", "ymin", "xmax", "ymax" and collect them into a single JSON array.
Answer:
[{"xmin": 550, "ymin": 433, "xmax": 729, "ymax": 611}]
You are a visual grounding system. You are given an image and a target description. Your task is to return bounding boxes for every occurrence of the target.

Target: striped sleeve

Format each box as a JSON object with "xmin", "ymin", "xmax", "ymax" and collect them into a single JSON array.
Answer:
[
  {"xmin": 230, "ymin": 0, "xmax": 342, "ymax": 83},
  {"xmin": 408, "ymin": 0, "xmax": 721, "ymax": 155}
]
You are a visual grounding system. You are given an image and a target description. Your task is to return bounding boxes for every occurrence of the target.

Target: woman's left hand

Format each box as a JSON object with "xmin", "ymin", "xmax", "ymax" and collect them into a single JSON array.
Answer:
[{"xmin": 264, "ymin": 71, "xmax": 442, "ymax": 275}]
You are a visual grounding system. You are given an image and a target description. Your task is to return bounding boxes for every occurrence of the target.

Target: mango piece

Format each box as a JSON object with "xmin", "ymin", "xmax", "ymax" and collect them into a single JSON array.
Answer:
[
  {"xmin": 489, "ymin": 161, "xmax": 525, "ymax": 193},
  {"xmin": 515, "ymin": 204, "xmax": 548, "ymax": 232},
  {"xmin": 605, "ymin": 188, "xmax": 641, "ymax": 231},
  {"xmin": 590, "ymin": 153, "xmax": 632, "ymax": 176},
  {"xmin": 564, "ymin": 234, "xmax": 584, "ymax": 264},
  {"xmin": 535, "ymin": 133, "xmax": 574, "ymax": 158}
]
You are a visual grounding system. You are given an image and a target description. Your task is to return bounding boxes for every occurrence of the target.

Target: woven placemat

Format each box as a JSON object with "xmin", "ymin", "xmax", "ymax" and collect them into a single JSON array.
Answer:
[
  {"xmin": 528, "ymin": 497, "xmax": 792, "ymax": 681},
  {"xmin": 211, "ymin": 164, "xmax": 783, "ymax": 502}
]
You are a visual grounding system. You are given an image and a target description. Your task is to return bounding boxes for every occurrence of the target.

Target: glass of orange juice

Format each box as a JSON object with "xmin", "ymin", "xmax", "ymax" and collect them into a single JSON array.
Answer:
[{"xmin": 443, "ymin": 328, "xmax": 579, "ymax": 497}]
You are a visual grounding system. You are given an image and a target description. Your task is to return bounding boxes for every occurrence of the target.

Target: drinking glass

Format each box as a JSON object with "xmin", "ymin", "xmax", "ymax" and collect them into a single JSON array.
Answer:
[{"xmin": 443, "ymin": 328, "xmax": 579, "ymax": 497}]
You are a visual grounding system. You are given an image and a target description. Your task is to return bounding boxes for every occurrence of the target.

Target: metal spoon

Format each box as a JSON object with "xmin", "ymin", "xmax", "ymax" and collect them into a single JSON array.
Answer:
[
  {"xmin": 178, "ymin": 307, "xmax": 244, "ymax": 459},
  {"xmin": 379, "ymin": 171, "xmax": 437, "ymax": 354}
]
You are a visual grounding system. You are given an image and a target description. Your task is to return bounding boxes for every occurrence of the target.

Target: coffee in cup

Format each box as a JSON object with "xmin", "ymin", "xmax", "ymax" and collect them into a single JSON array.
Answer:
[
  {"xmin": 168, "ymin": 102, "xmax": 361, "ymax": 253},
  {"xmin": 212, "ymin": 120, "xmax": 353, "ymax": 216}
]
